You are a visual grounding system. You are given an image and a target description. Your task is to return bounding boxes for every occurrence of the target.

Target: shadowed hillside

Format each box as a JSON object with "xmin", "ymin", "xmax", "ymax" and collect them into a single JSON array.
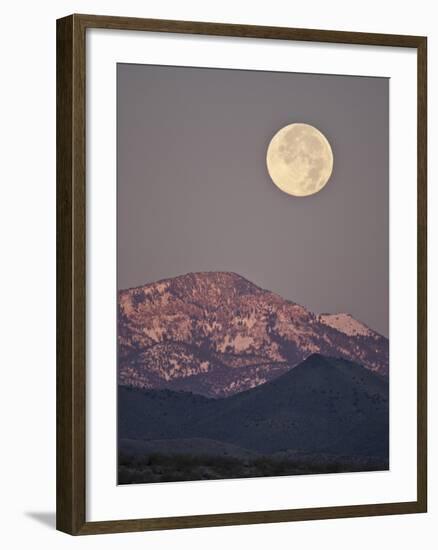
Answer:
[{"xmin": 118, "ymin": 354, "xmax": 388, "ymax": 483}]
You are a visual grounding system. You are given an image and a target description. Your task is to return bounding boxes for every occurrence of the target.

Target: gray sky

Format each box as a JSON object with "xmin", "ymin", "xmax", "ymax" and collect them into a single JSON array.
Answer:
[{"xmin": 117, "ymin": 64, "xmax": 389, "ymax": 337}]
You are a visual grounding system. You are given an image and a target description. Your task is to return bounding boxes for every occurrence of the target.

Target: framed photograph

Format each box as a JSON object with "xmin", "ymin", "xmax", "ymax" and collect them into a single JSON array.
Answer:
[{"xmin": 56, "ymin": 14, "xmax": 427, "ymax": 535}]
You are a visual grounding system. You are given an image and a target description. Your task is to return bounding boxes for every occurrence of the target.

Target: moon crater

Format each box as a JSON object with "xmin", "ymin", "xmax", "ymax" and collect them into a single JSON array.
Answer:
[{"xmin": 266, "ymin": 123, "xmax": 333, "ymax": 197}]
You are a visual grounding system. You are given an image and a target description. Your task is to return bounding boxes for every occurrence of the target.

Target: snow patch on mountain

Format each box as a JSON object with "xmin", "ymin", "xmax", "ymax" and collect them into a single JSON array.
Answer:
[{"xmin": 319, "ymin": 313, "xmax": 374, "ymax": 337}]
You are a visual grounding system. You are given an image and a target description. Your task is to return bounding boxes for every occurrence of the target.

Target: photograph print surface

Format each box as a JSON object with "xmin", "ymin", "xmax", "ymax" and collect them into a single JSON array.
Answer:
[{"xmin": 117, "ymin": 63, "xmax": 389, "ymax": 485}]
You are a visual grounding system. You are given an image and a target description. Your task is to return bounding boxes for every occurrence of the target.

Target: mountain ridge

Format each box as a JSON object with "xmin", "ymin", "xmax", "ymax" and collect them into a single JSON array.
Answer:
[{"xmin": 118, "ymin": 271, "xmax": 388, "ymax": 397}]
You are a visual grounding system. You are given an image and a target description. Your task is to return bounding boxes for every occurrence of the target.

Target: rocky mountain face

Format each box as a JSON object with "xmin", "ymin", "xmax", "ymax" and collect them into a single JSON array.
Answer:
[{"xmin": 118, "ymin": 272, "xmax": 388, "ymax": 398}]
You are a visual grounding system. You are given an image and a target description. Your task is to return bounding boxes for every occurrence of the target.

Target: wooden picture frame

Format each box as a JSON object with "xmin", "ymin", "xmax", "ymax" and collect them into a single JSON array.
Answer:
[{"xmin": 56, "ymin": 13, "xmax": 427, "ymax": 535}]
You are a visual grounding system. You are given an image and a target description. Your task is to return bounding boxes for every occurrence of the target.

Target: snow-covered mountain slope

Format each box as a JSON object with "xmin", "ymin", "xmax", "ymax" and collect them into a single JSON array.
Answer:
[{"xmin": 118, "ymin": 272, "xmax": 388, "ymax": 397}]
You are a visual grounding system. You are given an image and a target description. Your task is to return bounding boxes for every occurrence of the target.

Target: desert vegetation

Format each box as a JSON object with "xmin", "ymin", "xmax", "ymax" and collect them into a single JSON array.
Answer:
[{"xmin": 118, "ymin": 451, "xmax": 388, "ymax": 484}]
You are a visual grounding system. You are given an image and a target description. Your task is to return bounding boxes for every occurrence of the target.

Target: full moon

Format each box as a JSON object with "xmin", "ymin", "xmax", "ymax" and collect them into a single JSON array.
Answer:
[{"xmin": 266, "ymin": 123, "xmax": 333, "ymax": 197}]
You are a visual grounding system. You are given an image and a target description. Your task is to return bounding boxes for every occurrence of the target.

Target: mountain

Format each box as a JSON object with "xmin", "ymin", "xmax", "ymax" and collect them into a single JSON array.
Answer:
[
  {"xmin": 118, "ymin": 272, "xmax": 388, "ymax": 398},
  {"xmin": 118, "ymin": 354, "xmax": 389, "ymax": 459}
]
